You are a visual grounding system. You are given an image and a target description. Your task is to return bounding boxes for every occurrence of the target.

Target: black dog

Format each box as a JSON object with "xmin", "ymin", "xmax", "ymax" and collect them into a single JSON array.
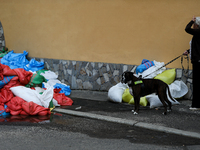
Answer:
[{"xmin": 121, "ymin": 71, "xmax": 176, "ymax": 115}]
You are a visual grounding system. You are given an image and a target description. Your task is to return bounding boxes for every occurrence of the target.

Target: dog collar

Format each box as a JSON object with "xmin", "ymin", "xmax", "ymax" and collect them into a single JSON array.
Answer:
[{"xmin": 134, "ymin": 80, "xmax": 143, "ymax": 85}]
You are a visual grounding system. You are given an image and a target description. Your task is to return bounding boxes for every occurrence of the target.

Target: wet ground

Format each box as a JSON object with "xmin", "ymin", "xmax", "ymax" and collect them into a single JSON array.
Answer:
[
  {"xmin": 1, "ymin": 112, "xmax": 200, "ymax": 148},
  {"xmin": 1, "ymin": 101, "xmax": 200, "ymax": 148}
]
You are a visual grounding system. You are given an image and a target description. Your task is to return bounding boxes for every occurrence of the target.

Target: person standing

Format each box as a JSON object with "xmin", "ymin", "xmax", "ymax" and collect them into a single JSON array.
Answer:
[{"xmin": 184, "ymin": 16, "xmax": 200, "ymax": 110}]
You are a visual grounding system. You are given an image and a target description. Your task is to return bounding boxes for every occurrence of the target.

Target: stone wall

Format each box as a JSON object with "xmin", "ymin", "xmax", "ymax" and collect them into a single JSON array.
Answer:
[
  {"xmin": 0, "ymin": 22, "xmax": 5, "ymax": 51},
  {"xmin": 32, "ymin": 57, "xmax": 193, "ymax": 100}
]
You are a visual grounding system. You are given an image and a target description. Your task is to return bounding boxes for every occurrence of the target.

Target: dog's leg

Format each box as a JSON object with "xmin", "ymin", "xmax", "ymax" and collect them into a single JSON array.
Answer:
[
  {"xmin": 132, "ymin": 96, "xmax": 140, "ymax": 115},
  {"xmin": 158, "ymin": 94, "xmax": 168, "ymax": 115},
  {"xmin": 131, "ymin": 103, "xmax": 138, "ymax": 115},
  {"xmin": 165, "ymin": 93, "xmax": 172, "ymax": 112}
]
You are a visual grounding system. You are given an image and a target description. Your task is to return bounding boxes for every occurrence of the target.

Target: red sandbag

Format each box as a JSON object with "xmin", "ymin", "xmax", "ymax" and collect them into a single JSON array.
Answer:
[
  {"xmin": 7, "ymin": 96, "xmax": 51, "ymax": 116},
  {"xmin": 13, "ymin": 68, "xmax": 33, "ymax": 85},
  {"xmin": 0, "ymin": 88, "xmax": 14, "ymax": 103},
  {"xmin": 0, "ymin": 64, "xmax": 33, "ymax": 87},
  {"xmin": 0, "ymin": 64, "xmax": 16, "ymax": 76},
  {"xmin": 22, "ymin": 101, "xmax": 51, "ymax": 116},
  {"xmin": 20, "ymin": 110, "xmax": 29, "ymax": 115},
  {"xmin": 6, "ymin": 97, "xmax": 24, "ymax": 115},
  {"xmin": 53, "ymin": 92, "xmax": 73, "ymax": 106},
  {"xmin": 6, "ymin": 97, "xmax": 24, "ymax": 111}
]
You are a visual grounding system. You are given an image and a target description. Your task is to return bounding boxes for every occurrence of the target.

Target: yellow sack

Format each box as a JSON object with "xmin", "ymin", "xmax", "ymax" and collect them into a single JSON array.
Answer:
[
  {"xmin": 122, "ymin": 88, "xmax": 133, "ymax": 103},
  {"xmin": 122, "ymin": 88, "xmax": 148, "ymax": 106},
  {"xmin": 154, "ymin": 68, "xmax": 176, "ymax": 85},
  {"xmin": 129, "ymin": 96, "xmax": 148, "ymax": 106}
]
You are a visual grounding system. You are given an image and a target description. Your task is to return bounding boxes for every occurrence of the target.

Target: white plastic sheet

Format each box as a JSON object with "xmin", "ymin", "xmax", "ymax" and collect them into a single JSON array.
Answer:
[{"xmin": 169, "ymin": 80, "xmax": 188, "ymax": 99}]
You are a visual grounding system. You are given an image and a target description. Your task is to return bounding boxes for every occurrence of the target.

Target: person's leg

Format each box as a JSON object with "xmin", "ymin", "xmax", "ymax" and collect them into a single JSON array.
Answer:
[{"xmin": 191, "ymin": 62, "xmax": 200, "ymax": 109}]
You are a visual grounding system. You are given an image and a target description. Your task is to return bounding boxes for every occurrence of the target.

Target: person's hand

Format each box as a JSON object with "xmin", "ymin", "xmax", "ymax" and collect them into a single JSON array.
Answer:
[
  {"xmin": 183, "ymin": 50, "xmax": 189, "ymax": 56},
  {"xmin": 193, "ymin": 16, "xmax": 196, "ymax": 22}
]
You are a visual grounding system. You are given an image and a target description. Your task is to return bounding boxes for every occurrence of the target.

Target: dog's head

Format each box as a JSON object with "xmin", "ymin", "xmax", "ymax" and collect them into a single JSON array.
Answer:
[{"xmin": 121, "ymin": 71, "xmax": 134, "ymax": 84}]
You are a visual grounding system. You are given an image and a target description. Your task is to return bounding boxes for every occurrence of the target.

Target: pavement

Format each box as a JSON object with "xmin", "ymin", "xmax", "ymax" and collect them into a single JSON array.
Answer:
[{"xmin": 53, "ymin": 90, "xmax": 200, "ymax": 140}]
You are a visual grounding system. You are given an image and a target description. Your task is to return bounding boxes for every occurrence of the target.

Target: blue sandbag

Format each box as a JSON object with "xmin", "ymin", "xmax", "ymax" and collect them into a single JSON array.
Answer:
[
  {"xmin": 53, "ymin": 83, "xmax": 71, "ymax": 96},
  {"xmin": 0, "ymin": 50, "xmax": 29, "ymax": 69},
  {"xmin": 0, "ymin": 76, "xmax": 15, "ymax": 89},
  {"xmin": 24, "ymin": 59, "xmax": 44, "ymax": 72},
  {"xmin": 0, "ymin": 105, "xmax": 10, "ymax": 117},
  {"xmin": 136, "ymin": 59, "xmax": 155, "ymax": 74}
]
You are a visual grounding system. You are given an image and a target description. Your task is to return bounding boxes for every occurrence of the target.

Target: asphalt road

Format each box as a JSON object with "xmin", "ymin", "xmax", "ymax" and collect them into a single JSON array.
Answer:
[{"xmin": 0, "ymin": 112, "xmax": 200, "ymax": 150}]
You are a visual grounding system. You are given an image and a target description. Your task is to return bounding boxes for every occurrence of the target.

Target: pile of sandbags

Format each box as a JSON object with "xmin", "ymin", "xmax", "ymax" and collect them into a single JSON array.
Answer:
[
  {"xmin": 0, "ymin": 50, "xmax": 73, "ymax": 117},
  {"xmin": 108, "ymin": 59, "xmax": 188, "ymax": 108}
]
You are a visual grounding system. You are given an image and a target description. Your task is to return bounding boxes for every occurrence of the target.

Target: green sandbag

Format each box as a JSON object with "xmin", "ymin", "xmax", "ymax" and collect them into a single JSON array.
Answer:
[
  {"xmin": 0, "ymin": 48, "xmax": 10, "ymax": 58},
  {"xmin": 25, "ymin": 73, "xmax": 47, "ymax": 88},
  {"xmin": 129, "ymin": 96, "xmax": 148, "ymax": 106},
  {"xmin": 122, "ymin": 88, "xmax": 133, "ymax": 103},
  {"xmin": 122, "ymin": 88, "xmax": 148, "ymax": 106},
  {"xmin": 37, "ymin": 69, "xmax": 49, "ymax": 75},
  {"xmin": 154, "ymin": 68, "xmax": 176, "ymax": 85}
]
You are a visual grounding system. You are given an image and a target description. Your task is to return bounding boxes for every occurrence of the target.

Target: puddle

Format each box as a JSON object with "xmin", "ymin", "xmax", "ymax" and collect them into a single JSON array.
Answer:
[{"xmin": 0, "ymin": 113, "xmax": 63, "ymax": 123}]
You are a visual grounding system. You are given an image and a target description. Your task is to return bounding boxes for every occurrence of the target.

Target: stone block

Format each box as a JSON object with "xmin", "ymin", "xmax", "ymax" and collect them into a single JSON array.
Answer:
[{"xmin": 83, "ymin": 81, "xmax": 93, "ymax": 90}]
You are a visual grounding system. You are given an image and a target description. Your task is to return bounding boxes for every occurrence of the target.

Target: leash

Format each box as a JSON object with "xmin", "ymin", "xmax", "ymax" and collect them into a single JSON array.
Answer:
[
  {"xmin": 142, "ymin": 54, "xmax": 184, "ymax": 78},
  {"xmin": 181, "ymin": 54, "xmax": 189, "ymax": 74}
]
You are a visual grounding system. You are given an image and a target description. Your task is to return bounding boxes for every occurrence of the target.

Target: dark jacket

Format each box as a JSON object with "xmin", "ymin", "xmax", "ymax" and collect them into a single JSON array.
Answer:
[{"xmin": 185, "ymin": 20, "xmax": 200, "ymax": 63}]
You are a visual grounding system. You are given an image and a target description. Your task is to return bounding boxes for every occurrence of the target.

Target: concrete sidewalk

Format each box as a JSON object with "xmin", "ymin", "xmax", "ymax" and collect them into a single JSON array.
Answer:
[{"xmin": 53, "ymin": 90, "xmax": 200, "ymax": 140}]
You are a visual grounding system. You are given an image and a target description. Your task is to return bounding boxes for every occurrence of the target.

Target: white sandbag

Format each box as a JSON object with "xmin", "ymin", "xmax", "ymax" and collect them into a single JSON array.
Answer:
[
  {"xmin": 10, "ymin": 86, "xmax": 55, "ymax": 108},
  {"xmin": 42, "ymin": 79, "xmax": 61, "ymax": 88},
  {"xmin": 34, "ymin": 87, "xmax": 45, "ymax": 93},
  {"xmin": 108, "ymin": 82, "xmax": 129, "ymax": 103},
  {"xmin": 136, "ymin": 60, "xmax": 166, "ymax": 79},
  {"xmin": 40, "ymin": 70, "xmax": 58, "ymax": 80},
  {"xmin": 35, "ymin": 86, "xmax": 54, "ymax": 108},
  {"xmin": 169, "ymin": 80, "xmax": 188, "ymax": 98},
  {"xmin": 146, "ymin": 94, "xmax": 180, "ymax": 109},
  {"xmin": 34, "ymin": 87, "xmax": 60, "ymax": 107},
  {"xmin": 52, "ymin": 98, "xmax": 60, "ymax": 107}
]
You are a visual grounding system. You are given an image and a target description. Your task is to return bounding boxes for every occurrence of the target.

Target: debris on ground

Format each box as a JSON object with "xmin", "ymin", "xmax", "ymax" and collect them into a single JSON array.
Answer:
[{"xmin": 0, "ymin": 48, "xmax": 73, "ymax": 118}]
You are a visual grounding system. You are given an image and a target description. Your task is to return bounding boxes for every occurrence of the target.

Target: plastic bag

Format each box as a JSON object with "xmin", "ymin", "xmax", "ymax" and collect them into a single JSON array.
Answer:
[{"xmin": 169, "ymin": 80, "xmax": 188, "ymax": 98}]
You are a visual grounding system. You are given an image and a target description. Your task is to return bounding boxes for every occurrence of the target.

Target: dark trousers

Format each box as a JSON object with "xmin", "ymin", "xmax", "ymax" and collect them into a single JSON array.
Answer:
[{"xmin": 192, "ymin": 62, "xmax": 200, "ymax": 108}]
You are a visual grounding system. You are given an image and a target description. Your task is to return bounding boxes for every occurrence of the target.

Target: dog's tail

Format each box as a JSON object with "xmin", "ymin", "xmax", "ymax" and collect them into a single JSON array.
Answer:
[{"xmin": 167, "ymin": 86, "xmax": 176, "ymax": 102}]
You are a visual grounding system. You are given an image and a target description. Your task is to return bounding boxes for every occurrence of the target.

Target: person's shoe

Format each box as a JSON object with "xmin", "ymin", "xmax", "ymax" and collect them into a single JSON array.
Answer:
[{"xmin": 189, "ymin": 107, "xmax": 200, "ymax": 111}]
